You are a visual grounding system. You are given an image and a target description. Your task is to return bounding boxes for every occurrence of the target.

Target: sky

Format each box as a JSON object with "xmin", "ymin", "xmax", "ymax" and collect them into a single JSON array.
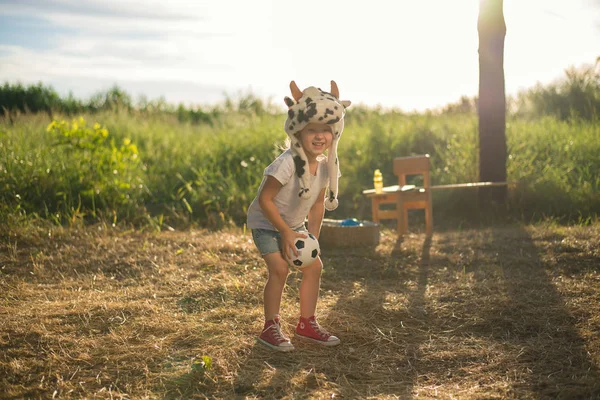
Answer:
[{"xmin": 0, "ymin": 0, "xmax": 598, "ymax": 111}]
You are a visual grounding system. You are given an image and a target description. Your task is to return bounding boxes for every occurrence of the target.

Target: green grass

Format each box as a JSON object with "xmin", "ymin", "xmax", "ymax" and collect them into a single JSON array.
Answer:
[{"xmin": 1, "ymin": 108, "xmax": 599, "ymax": 229}]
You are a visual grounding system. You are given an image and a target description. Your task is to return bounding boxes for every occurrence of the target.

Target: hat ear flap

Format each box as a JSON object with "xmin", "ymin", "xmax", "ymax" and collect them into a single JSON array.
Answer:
[
  {"xmin": 284, "ymin": 96, "xmax": 295, "ymax": 108},
  {"xmin": 290, "ymin": 80, "xmax": 303, "ymax": 101}
]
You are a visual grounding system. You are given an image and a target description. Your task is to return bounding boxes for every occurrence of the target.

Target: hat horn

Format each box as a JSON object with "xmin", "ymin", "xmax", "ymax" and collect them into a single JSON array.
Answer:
[
  {"xmin": 330, "ymin": 80, "xmax": 340, "ymax": 98},
  {"xmin": 289, "ymin": 81, "xmax": 303, "ymax": 101}
]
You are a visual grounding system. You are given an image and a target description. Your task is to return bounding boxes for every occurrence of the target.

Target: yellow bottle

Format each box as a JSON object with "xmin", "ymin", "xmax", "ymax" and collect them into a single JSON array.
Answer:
[{"xmin": 373, "ymin": 169, "xmax": 383, "ymax": 194}]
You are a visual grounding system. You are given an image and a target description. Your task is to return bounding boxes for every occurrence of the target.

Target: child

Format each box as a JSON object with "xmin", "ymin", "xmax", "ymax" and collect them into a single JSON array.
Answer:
[{"xmin": 246, "ymin": 80, "xmax": 351, "ymax": 352}]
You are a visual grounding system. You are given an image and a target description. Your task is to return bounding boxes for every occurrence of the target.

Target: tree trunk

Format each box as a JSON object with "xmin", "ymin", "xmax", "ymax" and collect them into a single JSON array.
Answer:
[{"xmin": 478, "ymin": 0, "xmax": 507, "ymax": 205}]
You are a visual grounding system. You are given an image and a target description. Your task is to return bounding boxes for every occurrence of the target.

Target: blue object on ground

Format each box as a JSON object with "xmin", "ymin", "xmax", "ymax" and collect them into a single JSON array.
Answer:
[{"xmin": 340, "ymin": 218, "xmax": 361, "ymax": 227}]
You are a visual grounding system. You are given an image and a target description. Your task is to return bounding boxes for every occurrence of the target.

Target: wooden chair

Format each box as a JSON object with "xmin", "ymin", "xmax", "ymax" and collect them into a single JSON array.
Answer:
[{"xmin": 367, "ymin": 155, "xmax": 433, "ymax": 237}]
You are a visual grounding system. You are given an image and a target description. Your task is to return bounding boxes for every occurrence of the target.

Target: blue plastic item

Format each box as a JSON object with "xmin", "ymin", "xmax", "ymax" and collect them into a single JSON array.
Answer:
[{"xmin": 340, "ymin": 218, "xmax": 361, "ymax": 227}]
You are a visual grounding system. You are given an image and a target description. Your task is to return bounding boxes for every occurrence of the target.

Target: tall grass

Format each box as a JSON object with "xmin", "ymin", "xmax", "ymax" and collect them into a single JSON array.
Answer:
[
  {"xmin": 506, "ymin": 117, "xmax": 600, "ymax": 220},
  {"xmin": 1, "ymin": 105, "xmax": 598, "ymax": 229},
  {"xmin": 513, "ymin": 62, "xmax": 600, "ymax": 121}
]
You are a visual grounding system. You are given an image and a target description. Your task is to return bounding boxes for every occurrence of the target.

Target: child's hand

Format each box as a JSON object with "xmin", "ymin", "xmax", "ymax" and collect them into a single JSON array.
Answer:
[{"xmin": 281, "ymin": 230, "xmax": 308, "ymax": 260}]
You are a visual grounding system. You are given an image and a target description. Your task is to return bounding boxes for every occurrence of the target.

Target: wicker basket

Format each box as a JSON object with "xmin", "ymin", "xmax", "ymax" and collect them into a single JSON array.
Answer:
[{"xmin": 319, "ymin": 218, "xmax": 380, "ymax": 248}]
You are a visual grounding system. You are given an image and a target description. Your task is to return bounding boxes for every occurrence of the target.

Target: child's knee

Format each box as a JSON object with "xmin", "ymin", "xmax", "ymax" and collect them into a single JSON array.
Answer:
[
  {"xmin": 300, "ymin": 257, "xmax": 323, "ymax": 274},
  {"xmin": 271, "ymin": 265, "xmax": 290, "ymax": 280},
  {"xmin": 266, "ymin": 257, "xmax": 290, "ymax": 280}
]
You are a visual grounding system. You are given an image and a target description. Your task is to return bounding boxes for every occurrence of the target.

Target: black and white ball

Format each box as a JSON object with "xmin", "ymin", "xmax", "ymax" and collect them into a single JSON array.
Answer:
[{"xmin": 287, "ymin": 233, "xmax": 320, "ymax": 268}]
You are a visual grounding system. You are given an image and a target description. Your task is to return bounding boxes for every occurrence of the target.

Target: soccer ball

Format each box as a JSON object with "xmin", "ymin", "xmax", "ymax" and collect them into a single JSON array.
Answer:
[{"xmin": 286, "ymin": 233, "xmax": 320, "ymax": 268}]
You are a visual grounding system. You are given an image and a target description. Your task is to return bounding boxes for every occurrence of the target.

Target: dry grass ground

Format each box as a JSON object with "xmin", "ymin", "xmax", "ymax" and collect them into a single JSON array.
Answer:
[{"xmin": 1, "ymin": 222, "xmax": 599, "ymax": 399}]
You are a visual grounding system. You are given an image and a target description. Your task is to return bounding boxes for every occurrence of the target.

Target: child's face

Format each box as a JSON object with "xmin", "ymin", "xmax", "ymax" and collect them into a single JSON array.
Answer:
[{"xmin": 298, "ymin": 123, "xmax": 333, "ymax": 159}]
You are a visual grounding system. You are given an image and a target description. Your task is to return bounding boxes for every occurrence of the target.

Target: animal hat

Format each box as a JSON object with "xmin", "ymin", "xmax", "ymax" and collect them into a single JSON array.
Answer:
[{"xmin": 283, "ymin": 80, "xmax": 351, "ymax": 211}]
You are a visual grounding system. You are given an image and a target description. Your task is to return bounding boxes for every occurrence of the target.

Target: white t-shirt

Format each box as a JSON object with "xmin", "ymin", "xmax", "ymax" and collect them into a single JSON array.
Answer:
[{"xmin": 247, "ymin": 149, "xmax": 329, "ymax": 231}]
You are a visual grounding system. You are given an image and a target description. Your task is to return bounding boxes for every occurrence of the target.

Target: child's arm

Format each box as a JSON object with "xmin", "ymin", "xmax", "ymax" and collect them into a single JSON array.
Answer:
[
  {"xmin": 307, "ymin": 187, "xmax": 327, "ymax": 239},
  {"xmin": 258, "ymin": 176, "xmax": 306, "ymax": 259}
]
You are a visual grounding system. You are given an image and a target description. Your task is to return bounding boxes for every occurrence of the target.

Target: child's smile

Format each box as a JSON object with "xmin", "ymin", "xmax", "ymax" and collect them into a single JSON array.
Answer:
[
  {"xmin": 311, "ymin": 138, "xmax": 326, "ymax": 150},
  {"xmin": 299, "ymin": 123, "xmax": 333, "ymax": 160}
]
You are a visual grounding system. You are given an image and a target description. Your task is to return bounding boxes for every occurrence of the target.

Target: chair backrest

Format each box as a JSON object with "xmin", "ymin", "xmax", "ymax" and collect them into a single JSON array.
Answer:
[{"xmin": 393, "ymin": 154, "xmax": 431, "ymax": 187}]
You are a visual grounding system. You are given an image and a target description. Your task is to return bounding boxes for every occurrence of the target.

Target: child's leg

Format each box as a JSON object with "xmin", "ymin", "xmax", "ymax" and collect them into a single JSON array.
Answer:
[
  {"xmin": 299, "ymin": 257, "xmax": 323, "ymax": 318},
  {"xmin": 263, "ymin": 252, "xmax": 291, "ymax": 320},
  {"xmin": 296, "ymin": 257, "xmax": 340, "ymax": 346}
]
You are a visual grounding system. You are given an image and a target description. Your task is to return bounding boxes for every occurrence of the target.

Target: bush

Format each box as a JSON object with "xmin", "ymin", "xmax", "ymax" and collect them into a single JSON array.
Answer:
[
  {"xmin": 513, "ymin": 61, "xmax": 600, "ymax": 121},
  {"xmin": 0, "ymin": 117, "xmax": 145, "ymax": 225}
]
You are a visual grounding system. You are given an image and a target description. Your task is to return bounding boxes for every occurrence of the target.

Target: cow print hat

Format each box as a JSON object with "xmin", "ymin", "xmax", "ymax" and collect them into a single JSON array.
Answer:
[{"xmin": 283, "ymin": 80, "xmax": 351, "ymax": 211}]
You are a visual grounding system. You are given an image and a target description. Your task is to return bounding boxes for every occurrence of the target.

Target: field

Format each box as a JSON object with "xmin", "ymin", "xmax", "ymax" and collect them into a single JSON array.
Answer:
[
  {"xmin": 1, "ymin": 222, "xmax": 599, "ymax": 399},
  {"xmin": 2, "ymin": 78, "xmax": 599, "ymax": 398}
]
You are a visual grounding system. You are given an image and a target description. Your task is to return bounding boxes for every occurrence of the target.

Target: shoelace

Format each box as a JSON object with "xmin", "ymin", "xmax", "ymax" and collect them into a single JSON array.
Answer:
[
  {"xmin": 309, "ymin": 320, "xmax": 330, "ymax": 339},
  {"xmin": 265, "ymin": 323, "xmax": 288, "ymax": 343}
]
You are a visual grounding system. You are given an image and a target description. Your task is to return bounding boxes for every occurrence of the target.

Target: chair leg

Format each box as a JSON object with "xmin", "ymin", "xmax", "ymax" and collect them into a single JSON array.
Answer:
[
  {"xmin": 371, "ymin": 198, "xmax": 379, "ymax": 223},
  {"xmin": 396, "ymin": 212, "xmax": 404, "ymax": 238},
  {"xmin": 396, "ymin": 197, "xmax": 405, "ymax": 238},
  {"xmin": 425, "ymin": 201, "xmax": 433, "ymax": 236}
]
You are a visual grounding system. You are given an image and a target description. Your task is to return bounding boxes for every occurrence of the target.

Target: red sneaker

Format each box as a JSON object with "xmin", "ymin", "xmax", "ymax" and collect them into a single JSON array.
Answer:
[
  {"xmin": 258, "ymin": 316, "xmax": 294, "ymax": 352},
  {"xmin": 295, "ymin": 316, "xmax": 340, "ymax": 346}
]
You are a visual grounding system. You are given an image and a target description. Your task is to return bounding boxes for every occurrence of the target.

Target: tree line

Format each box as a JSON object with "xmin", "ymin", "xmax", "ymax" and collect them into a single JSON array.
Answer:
[{"xmin": 1, "ymin": 60, "xmax": 598, "ymax": 122}]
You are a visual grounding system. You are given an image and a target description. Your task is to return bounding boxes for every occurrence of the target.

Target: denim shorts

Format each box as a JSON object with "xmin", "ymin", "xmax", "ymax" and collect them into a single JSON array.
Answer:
[{"xmin": 251, "ymin": 226, "xmax": 307, "ymax": 256}]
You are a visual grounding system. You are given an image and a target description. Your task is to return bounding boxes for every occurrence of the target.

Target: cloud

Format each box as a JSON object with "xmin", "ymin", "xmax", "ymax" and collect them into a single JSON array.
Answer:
[
  {"xmin": 0, "ymin": 0, "xmax": 201, "ymax": 21},
  {"xmin": 0, "ymin": 0, "xmax": 230, "ymax": 84},
  {"xmin": 0, "ymin": 0, "xmax": 220, "ymax": 42}
]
